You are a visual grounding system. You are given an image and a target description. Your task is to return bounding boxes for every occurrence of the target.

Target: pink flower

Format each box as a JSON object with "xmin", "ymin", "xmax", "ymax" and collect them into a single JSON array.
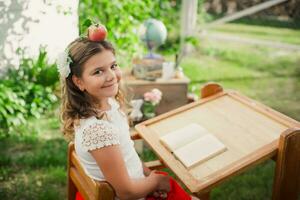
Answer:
[{"xmin": 143, "ymin": 88, "xmax": 162, "ymax": 105}]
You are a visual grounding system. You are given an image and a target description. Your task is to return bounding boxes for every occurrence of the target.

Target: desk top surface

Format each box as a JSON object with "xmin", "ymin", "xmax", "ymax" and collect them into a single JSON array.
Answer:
[
  {"xmin": 135, "ymin": 90, "xmax": 300, "ymax": 193},
  {"xmin": 123, "ymin": 71, "xmax": 190, "ymax": 85}
]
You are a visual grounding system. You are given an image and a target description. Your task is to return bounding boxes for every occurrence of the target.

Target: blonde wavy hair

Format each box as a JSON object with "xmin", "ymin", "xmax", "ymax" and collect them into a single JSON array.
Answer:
[{"xmin": 60, "ymin": 37, "xmax": 126, "ymax": 139}]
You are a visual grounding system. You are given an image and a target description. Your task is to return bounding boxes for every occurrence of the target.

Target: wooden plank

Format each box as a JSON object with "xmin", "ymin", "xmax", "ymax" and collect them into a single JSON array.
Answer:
[
  {"xmin": 124, "ymin": 76, "xmax": 190, "ymax": 85},
  {"xmin": 96, "ymin": 181, "xmax": 115, "ymax": 200},
  {"xmin": 228, "ymin": 91, "xmax": 300, "ymax": 128},
  {"xmin": 203, "ymin": 0, "xmax": 288, "ymax": 28},
  {"xmin": 195, "ymin": 140, "xmax": 278, "ymax": 192},
  {"xmin": 144, "ymin": 160, "xmax": 165, "ymax": 170},
  {"xmin": 67, "ymin": 143, "xmax": 77, "ymax": 200},
  {"xmin": 71, "ymin": 152, "xmax": 98, "ymax": 194},
  {"xmin": 136, "ymin": 91, "xmax": 225, "ymax": 127},
  {"xmin": 70, "ymin": 167, "xmax": 95, "ymax": 200}
]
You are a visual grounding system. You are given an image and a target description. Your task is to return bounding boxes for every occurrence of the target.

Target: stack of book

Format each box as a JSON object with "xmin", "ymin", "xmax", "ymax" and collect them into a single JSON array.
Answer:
[{"xmin": 132, "ymin": 57, "xmax": 164, "ymax": 81}]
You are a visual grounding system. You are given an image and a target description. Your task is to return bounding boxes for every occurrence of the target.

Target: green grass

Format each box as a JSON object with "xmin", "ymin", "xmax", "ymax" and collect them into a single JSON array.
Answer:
[
  {"xmin": 0, "ymin": 110, "xmax": 68, "ymax": 200},
  {"xmin": 233, "ymin": 17, "xmax": 300, "ymax": 30},
  {"xmin": 212, "ymin": 160, "xmax": 275, "ymax": 200},
  {"xmin": 1, "ymin": 20, "xmax": 300, "ymax": 199},
  {"xmin": 210, "ymin": 23, "xmax": 300, "ymax": 45}
]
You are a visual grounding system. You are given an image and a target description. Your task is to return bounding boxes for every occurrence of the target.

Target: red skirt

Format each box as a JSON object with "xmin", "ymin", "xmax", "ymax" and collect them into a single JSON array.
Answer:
[
  {"xmin": 146, "ymin": 171, "xmax": 191, "ymax": 200},
  {"xmin": 75, "ymin": 192, "xmax": 84, "ymax": 200},
  {"xmin": 75, "ymin": 171, "xmax": 191, "ymax": 200}
]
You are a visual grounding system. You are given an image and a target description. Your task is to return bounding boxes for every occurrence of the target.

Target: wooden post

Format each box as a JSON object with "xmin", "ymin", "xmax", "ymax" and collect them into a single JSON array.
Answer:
[
  {"xmin": 180, "ymin": 0, "xmax": 198, "ymax": 54},
  {"xmin": 203, "ymin": 0, "xmax": 288, "ymax": 29},
  {"xmin": 201, "ymin": 82, "xmax": 223, "ymax": 98},
  {"xmin": 196, "ymin": 191, "xmax": 211, "ymax": 200},
  {"xmin": 272, "ymin": 128, "xmax": 300, "ymax": 200}
]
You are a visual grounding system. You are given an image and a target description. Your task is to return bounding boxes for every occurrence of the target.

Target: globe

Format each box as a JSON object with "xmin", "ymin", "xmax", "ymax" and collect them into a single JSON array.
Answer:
[{"xmin": 139, "ymin": 18, "xmax": 167, "ymax": 58}]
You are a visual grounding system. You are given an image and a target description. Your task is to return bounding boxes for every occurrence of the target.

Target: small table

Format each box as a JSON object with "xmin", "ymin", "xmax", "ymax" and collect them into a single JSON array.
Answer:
[
  {"xmin": 135, "ymin": 83, "xmax": 300, "ymax": 199},
  {"xmin": 123, "ymin": 71, "xmax": 190, "ymax": 115}
]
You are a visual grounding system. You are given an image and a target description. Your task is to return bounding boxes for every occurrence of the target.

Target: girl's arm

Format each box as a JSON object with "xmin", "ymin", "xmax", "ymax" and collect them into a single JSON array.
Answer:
[{"xmin": 90, "ymin": 145, "xmax": 170, "ymax": 200}]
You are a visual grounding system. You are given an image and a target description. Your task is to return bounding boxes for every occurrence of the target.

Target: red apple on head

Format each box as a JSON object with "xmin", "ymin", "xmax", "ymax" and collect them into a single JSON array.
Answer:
[{"xmin": 88, "ymin": 24, "xmax": 107, "ymax": 41}]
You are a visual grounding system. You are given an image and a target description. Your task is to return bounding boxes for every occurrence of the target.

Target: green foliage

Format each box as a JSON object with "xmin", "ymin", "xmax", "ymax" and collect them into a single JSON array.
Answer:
[
  {"xmin": 79, "ymin": 0, "xmax": 181, "ymax": 65},
  {"xmin": 0, "ymin": 111, "xmax": 67, "ymax": 200},
  {"xmin": 0, "ymin": 48, "xmax": 59, "ymax": 135}
]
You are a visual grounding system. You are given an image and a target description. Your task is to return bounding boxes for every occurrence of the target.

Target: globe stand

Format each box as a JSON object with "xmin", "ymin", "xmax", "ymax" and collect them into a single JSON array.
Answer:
[
  {"xmin": 144, "ymin": 52, "xmax": 162, "ymax": 59},
  {"xmin": 144, "ymin": 41, "xmax": 163, "ymax": 59}
]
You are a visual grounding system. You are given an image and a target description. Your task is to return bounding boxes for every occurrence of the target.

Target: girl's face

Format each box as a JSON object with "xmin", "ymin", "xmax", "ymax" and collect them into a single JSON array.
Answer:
[{"xmin": 73, "ymin": 50, "xmax": 122, "ymax": 105}]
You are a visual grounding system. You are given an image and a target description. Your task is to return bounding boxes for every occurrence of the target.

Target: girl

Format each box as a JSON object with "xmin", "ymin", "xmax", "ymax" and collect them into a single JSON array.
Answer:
[{"xmin": 59, "ymin": 33, "xmax": 197, "ymax": 200}]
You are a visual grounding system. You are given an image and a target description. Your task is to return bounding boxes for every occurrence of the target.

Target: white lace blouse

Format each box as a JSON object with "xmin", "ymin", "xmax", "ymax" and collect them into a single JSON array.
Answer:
[{"xmin": 74, "ymin": 98, "xmax": 145, "ymax": 199}]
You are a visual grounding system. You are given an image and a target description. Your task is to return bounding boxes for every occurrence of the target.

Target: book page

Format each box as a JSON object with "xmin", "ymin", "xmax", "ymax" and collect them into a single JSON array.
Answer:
[
  {"xmin": 160, "ymin": 123, "xmax": 209, "ymax": 152},
  {"xmin": 174, "ymin": 134, "xmax": 227, "ymax": 169}
]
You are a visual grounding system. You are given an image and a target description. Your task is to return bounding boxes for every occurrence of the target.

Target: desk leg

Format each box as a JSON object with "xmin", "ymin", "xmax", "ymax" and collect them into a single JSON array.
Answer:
[{"xmin": 196, "ymin": 191, "xmax": 210, "ymax": 200}]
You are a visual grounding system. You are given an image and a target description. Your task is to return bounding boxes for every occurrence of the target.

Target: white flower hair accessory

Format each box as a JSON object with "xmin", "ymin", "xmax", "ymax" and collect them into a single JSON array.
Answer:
[{"xmin": 56, "ymin": 49, "xmax": 72, "ymax": 78}]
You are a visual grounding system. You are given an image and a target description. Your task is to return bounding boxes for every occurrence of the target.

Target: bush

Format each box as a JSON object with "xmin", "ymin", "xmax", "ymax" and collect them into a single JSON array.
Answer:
[
  {"xmin": 0, "ymin": 48, "xmax": 59, "ymax": 136},
  {"xmin": 79, "ymin": 0, "xmax": 181, "ymax": 65}
]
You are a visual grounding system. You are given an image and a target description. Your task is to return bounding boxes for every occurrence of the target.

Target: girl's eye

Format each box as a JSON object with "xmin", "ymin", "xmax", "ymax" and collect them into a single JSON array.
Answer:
[
  {"xmin": 111, "ymin": 63, "xmax": 118, "ymax": 70},
  {"xmin": 94, "ymin": 70, "xmax": 104, "ymax": 75}
]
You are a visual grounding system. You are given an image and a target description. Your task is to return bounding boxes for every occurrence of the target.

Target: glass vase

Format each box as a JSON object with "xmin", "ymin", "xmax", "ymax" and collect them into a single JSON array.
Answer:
[{"xmin": 142, "ymin": 101, "xmax": 156, "ymax": 119}]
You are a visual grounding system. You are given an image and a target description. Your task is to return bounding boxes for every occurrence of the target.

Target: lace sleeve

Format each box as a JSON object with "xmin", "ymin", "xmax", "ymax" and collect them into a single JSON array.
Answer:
[{"xmin": 81, "ymin": 120, "xmax": 120, "ymax": 151}]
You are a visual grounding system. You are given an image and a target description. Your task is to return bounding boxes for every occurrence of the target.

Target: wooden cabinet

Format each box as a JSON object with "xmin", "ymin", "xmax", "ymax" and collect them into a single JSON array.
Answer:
[{"xmin": 123, "ymin": 72, "xmax": 190, "ymax": 115}]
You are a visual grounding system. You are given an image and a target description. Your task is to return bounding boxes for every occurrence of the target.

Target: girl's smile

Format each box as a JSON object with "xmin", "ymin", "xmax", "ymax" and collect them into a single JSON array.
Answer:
[{"xmin": 102, "ymin": 82, "xmax": 117, "ymax": 88}]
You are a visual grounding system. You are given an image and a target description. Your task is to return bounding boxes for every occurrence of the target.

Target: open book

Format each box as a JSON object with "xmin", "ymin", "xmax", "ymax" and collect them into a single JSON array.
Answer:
[{"xmin": 159, "ymin": 123, "xmax": 227, "ymax": 169}]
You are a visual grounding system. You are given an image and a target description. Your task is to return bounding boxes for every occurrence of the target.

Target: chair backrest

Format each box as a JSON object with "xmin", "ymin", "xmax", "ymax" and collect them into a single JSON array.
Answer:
[
  {"xmin": 67, "ymin": 142, "xmax": 164, "ymax": 200},
  {"xmin": 272, "ymin": 128, "xmax": 300, "ymax": 200},
  {"xmin": 67, "ymin": 142, "xmax": 115, "ymax": 200}
]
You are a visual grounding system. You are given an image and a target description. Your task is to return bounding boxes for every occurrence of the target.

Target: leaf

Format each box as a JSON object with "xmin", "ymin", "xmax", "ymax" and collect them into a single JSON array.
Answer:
[
  {"xmin": 82, "ymin": 18, "xmax": 92, "ymax": 27},
  {"xmin": 81, "ymin": 18, "xmax": 93, "ymax": 34},
  {"xmin": 0, "ymin": 107, "xmax": 8, "ymax": 116},
  {"xmin": 184, "ymin": 36, "xmax": 199, "ymax": 46}
]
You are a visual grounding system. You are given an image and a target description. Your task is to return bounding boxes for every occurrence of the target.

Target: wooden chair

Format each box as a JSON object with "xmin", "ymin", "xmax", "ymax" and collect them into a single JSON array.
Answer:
[
  {"xmin": 272, "ymin": 127, "xmax": 300, "ymax": 200},
  {"xmin": 67, "ymin": 142, "xmax": 165, "ymax": 200}
]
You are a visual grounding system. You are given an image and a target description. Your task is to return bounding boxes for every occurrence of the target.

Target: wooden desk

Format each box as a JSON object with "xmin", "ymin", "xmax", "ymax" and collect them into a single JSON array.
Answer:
[
  {"xmin": 123, "ymin": 72, "xmax": 190, "ymax": 115},
  {"xmin": 135, "ymin": 83, "xmax": 300, "ymax": 199}
]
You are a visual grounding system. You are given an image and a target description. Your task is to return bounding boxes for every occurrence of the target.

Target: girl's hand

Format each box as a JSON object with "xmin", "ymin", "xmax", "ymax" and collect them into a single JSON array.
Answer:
[
  {"xmin": 152, "ymin": 190, "xmax": 168, "ymax": 199},
  {"xmin": 149, "ymin": 170, "xmax": 171, "ymax": 193}
]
